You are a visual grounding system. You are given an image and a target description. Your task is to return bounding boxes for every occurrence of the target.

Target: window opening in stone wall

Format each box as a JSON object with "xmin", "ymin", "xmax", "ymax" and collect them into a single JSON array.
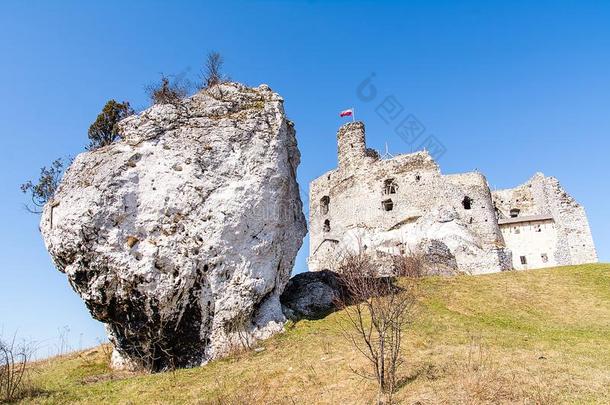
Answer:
[
  {"xmin": 383, "ymin": 179, "xmax": 397, "ymax": 195},
  {"xmin": 323, "ymin": 219, "xmax": 330, "ymax": 232},
  {"xmin": 541, "ymin": 253, "xmax": 548, "ymax": 263},
  {"xmin": 415, "ymin": 174, "xmax": 421, "ymax": 182},
  {"xmin": 462, "ymin": 196, "xmax": 472, "ymax": 210},
  {"xmin": 520, "ymin": 255, "xmax": 527, "ymax": 265},
  {"xmin": 382, "ymin": 199, "xmax": 394, "ymax": 211},
  {"xmin": 510, "ymin": 208, "xmax": 520, "ymax": 218},
  {"xmin": 320, "ymin": 196, "xmax": 330, "ymax": 215},
  {"xmin": 535, "ymin": 224, "xmax": 542, "ymax": 232}
]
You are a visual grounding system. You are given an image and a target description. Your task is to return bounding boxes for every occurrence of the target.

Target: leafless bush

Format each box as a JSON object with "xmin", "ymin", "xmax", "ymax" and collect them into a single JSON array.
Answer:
[
  {"xmin": 97, "ymin": 339, "xmax": 112, "ymax": 365},
  {"xmin": 201, "ymin": 51, "xmax": 228, "ymax": 89},
  {"xmin": 110, "ymin": 317, "xmax": 178, "ymax": 373},
  {"xmin": 452, "ymin": 335, "xmax": 516, "ymax": 403},
  {"xmin": 222, "ymin": 310, "xmax": 255, "ymax": 357},
  {"xmin": 335, "ymin": 250, "xmax": 421, "ymax": 404},
  {"xmin": 392, "ymin": 254, "xmax": 426, "ymax": 278},
  {"xmin": 146, "ymin": 75, "xmax": 189, "ymax": 106},
  {"xmin": 0, "ymin": 335, "xmax": 35, "ymax": 402}
]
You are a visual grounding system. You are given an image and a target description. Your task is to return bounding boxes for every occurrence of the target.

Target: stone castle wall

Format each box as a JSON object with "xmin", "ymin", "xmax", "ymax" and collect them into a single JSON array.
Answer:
[
  {"xmin": 492, "ymin": 174, "xmax": 598, "ymax": 269},
  {"xmin": 308, "ymin": 121, "xmax": 597, "ymax": 275},
  {"xmin": 308, "ymin": 122, "xmax": 513, "ymax": 275}
]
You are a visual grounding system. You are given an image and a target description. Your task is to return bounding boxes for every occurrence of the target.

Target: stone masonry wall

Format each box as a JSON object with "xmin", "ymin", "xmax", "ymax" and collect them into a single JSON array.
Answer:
[
  {"xmin": 308, "ymin": 122, "xmax": 512, "ymax": 275},
  {"xmin": 309, "ymin": 122, "xmax": 597, "ymax": 275},
  {"xmin": 492, "ymin": 174, "xmax": 598, "ymax": 267}
]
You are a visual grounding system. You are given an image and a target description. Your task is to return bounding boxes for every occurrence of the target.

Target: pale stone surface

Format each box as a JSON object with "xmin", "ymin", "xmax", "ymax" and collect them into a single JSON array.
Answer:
[
  {"xmin": 493, "ymin": 173, "xmax": 598, "ymax": 270},
  {"xmin": 40, "ymin": 83, "xmax": 307, "ymax": 370},
  {"xmin": 308, "ymin": 122, "xmax": 596, "ymax": 275}
]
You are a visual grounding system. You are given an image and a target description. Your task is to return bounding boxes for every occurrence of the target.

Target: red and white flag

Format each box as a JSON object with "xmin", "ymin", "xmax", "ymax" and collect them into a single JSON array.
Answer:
[{"xmin": 339, "ymin": 109, "xmax": 353, "ymax": 117}]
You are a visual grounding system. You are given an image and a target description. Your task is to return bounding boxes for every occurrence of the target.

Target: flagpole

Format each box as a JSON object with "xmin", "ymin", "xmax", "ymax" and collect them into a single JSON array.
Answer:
[{"xmin": 352, "ymin": 106, "xmax": 355, "ymax": 122}]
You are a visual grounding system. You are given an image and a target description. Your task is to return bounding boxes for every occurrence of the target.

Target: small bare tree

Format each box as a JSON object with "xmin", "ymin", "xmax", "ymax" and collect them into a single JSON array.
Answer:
[
  {"xmin": 335, "ymin": 250, "xmax": 422, "ymax": 404},
  {"xmin": 201, "ymin": 51, "xmax": 227, "ymax": 89},
  {"xmin": 0, "ymin": 335, "xmax": 34, "ymax": 402},
  {"xmin": 146, "ymin": 75, "xmax": 188, "ymax": 106}
]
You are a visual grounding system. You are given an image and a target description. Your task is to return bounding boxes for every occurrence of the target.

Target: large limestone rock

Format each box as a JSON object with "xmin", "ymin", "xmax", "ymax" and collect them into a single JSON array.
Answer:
[{"xmin": 40, "ymin": 83, "xmax": 307, "ymax": 370}]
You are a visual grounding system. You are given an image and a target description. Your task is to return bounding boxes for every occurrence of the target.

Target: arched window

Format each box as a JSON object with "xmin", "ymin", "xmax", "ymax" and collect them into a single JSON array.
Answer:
[
  {"xmin": 382, "ymin": 199, "xmax": 394, "ymax": 211},
  {"xmin": 510, "ymin": 208, "xmax": 520, "ymax": 218},
  {"xmin": 320, "ymin": 196, "xmax": 330, "ymax": 215},
  {"xmin": 462, "ymin": 196, "xmax": 472, "ymax": 210},
  {"xmin": 323, "ymin": 219, "xmax": 330, "ymax": 232},
  {"xmin": 383, "ymin": 179, "xmax": 397, "ymax": 195}
]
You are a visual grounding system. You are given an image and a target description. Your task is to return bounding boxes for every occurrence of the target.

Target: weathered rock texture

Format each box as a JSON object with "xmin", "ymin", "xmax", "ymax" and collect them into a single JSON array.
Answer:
[
  {"xmin": 308, "ymin": 122, "xmax": 596, "ymax": 275},
  {"xmin": 280, "ymin": 270, "xmax": 345, "ymax": 320},
  {"xmin": 492, "ymin": 174, "xmax": 598, "ymax": 270},
  {"xmin": 40, "ymin": 83, "xmax": 307, "ymax": 370}
]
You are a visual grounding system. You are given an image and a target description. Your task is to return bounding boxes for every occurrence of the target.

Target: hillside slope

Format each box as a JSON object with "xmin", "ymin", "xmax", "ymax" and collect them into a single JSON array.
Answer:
[{"xmin": 22, "ymin": 264, "xmax": 610, "ymax": 404}]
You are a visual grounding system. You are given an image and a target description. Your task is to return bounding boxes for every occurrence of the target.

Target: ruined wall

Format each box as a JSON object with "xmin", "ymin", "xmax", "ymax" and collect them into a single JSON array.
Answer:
[
  {"xmin": 308, "ymin": 122, "xmax": 512, "ymax": 275},
  {"xmin": 309, "ymin": 122, "xmax": 597, "ymax": 275},
  {"xmin": 492, "ymin": 174, "xmax": 597, "ymax": 267}
]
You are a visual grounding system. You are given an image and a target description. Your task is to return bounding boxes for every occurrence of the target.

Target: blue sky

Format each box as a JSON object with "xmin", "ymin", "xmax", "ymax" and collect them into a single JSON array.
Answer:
[{"xmin": 1, "ymin": 0, "xmax": 608, "ymax": 352}]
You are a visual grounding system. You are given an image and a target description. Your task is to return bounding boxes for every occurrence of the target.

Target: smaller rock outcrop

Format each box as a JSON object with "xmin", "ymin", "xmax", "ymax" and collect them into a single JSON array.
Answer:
[
  {"xmin": 280, "ymin": 270, "xmax": 346, "ymax": 320},
  {"xmin": 415, "ymin": 239, "xmax": 458, "ymax": 276}
]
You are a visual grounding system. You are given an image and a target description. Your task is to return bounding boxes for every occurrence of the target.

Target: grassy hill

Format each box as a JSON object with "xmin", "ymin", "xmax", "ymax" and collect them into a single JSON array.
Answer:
[{"xmin": 20, "ymin": 264, "xmax": 610, "ymax": 404}]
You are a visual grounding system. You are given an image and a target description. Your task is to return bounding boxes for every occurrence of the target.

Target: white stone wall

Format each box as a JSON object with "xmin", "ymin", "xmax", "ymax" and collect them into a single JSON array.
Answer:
[
  {"xmin": 500, "ymin": 219, "xmax": 558, "ymax": 270},
  {"xmin": 308, "ymin": 122, "xmax": 597, "ymax": 275},
  {"xmin": 493, "ymin": 174, "xmax": 598, "ymax": 267},
  {"xmin": 308, "ymin": 122, "xmax": 512, "ymax": 275}
]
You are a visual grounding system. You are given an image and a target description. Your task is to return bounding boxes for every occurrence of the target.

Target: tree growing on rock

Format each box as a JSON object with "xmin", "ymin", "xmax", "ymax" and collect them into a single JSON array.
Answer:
[
  {"xmin": 201, "ymin": 51, "xmax": 228, "ymax": 88},
  {"xmin": 146, "ymin": 75, "xmax": 189, "ymax": 106},
  {"xmin": 20, "ymin": 158, "xmax": 65, "ymax": 214},
  {"xmin": 0, "ymin": 334, "xmax": 35, "ymax": 402},
  {"xmin": 87, "ymin": 100, "xmax": 134, "ymax": 150}
]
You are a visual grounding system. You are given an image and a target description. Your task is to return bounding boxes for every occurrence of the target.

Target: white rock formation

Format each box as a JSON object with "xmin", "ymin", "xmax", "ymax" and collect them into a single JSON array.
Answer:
[{"xmin": 40, "ymin": 83, "xmax": 307, "ymax": 370}]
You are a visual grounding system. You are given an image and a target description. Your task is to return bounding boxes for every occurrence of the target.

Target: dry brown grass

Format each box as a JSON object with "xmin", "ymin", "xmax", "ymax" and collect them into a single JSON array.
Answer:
[{"xmin": 17, "ymin": 263, "xmax": 610, "ymax": 404}]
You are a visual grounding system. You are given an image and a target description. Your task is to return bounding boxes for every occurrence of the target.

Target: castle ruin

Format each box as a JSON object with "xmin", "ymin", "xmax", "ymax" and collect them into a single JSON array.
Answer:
[{"xmin": 308, "ymin": 122, "xmax": 597, "ymax": 274}]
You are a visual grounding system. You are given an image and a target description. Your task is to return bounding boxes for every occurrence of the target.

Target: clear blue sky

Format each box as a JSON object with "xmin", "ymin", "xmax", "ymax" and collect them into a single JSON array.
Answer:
[{"xmin": 1, "ymin": 1, "xmax": 608, "ymax": 353}]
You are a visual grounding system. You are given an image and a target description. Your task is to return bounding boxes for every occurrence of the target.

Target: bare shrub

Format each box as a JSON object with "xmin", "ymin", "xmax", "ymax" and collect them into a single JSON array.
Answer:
[
  {"xmin": 109, "ymin": 317, "xmax": 179, "ymax": 373},
  {"xmin": 0, "ymin": 336, "xmax": 34, "ymax": 402},
  {"xmin": 452, "ymin": 335, "xmax": 516, "ymax": 403},
  {"xmin": 522, "ymin": 372, "xmax": 558, "ymax": 404},
  {"xmin": 146, "ymin": 75, "xmax": 189, "ymax": 106},
  {"xmin": 335, "ymin": 250, "xmax": 421, "ymax": 404},
  {"xmin": 392, "ymin": 254, "xmax": 425, "ymax": 278},
  {"xmin": 201, "ymin": 51, "xmax": 228, "ymax": 89},
  {"xmin": 220, "ymin": 310, "xmax": 257, "ymax": 358}
]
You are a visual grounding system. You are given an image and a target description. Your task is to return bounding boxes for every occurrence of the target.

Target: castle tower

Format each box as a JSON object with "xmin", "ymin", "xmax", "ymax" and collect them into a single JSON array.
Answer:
[{"xmin": 337, "ymin": 121, "xmax": 366, "ymax": 170}]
